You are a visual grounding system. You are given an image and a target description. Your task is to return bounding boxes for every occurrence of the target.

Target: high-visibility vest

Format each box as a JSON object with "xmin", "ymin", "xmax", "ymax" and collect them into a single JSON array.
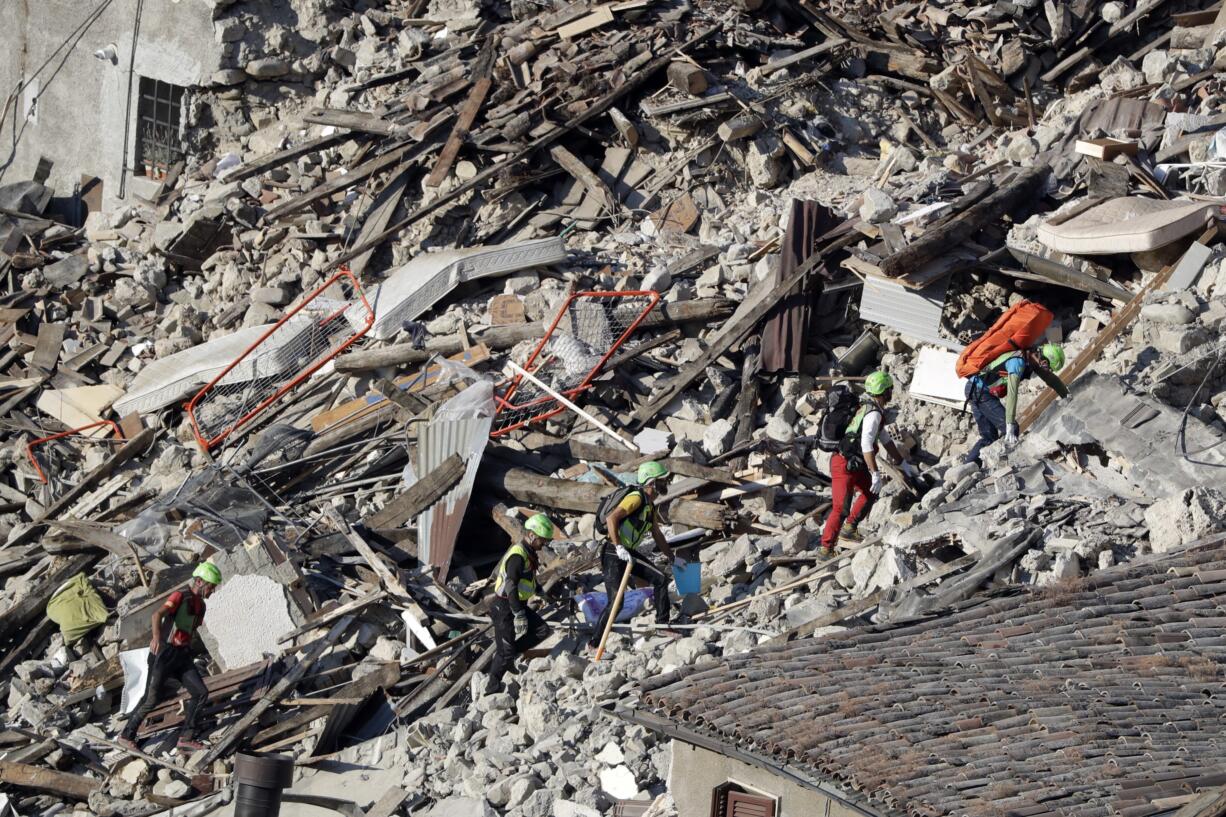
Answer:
[
  {"xmin": 494, "ymin": 544, "xmax": 536, "ymax": 601},
  {"xmin": 618, "ymin": 493, "xmax": 654, "ymax": 549},
  {"xmin": 845, "ymin": 400, "xmax": 884, "ymax": 444}
]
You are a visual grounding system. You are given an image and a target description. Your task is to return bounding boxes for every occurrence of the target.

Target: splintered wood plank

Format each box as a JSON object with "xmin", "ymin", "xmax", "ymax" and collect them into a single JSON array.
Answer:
[
  {"xmin": 0, "ymin": 760, "xmax": 100, "ymax": 800},
  {"xmin": 616, "ymin": 158, "xmax": 655, "ymax": 210},
  {"xmin": 425, "ymin": 76, "xmax": 493, "ymax": 188},
  {"xmin": 363, "ymin": 453, "xmax": 466, "ymax": 529},
  {"xmin": 310, "ymin": 345, "xmax": 490, "ymax": 433},
  {"xmin": 556, "ymin": 4, "xmax": 614, "ymax": 38},
  {"xmin": 303, "ymin": 108, "xmax": 405, "ymax": 137},
  {"xmin": 32, "ymin": 322, "xmax": 66, "ymax": 371}
]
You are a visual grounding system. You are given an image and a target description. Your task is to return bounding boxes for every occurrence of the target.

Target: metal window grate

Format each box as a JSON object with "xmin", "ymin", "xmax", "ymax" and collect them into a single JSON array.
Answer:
[{"xmin": 136, "ymin": 77, "xmax": 185, "ymax": 177}]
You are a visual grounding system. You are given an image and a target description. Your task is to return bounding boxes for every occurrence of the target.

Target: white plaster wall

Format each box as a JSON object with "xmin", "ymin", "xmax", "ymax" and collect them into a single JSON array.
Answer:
[{"xmin": 0, "ymin": 0, "xmax": 223, "ymax": 210}]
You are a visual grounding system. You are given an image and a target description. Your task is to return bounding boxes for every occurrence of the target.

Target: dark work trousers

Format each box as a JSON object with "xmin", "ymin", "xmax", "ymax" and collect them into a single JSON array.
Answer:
[
  {"xmin": 964, "ymin": 380, "xmax": 1007, "ymax": 465},
  {"xmin": 489, "ymin": 597, "xmax": 550, "ymax": 690},
  {"xmin": 121, "ymin": 646, "xmax": 208, "ymax": 741},
  {"xmin": 820, "ymin": 453, "xmax": 875, "ymax": 549},
  {"xmin": 590, "ymin": 544, "xmax": 670, "ymax": 646}
]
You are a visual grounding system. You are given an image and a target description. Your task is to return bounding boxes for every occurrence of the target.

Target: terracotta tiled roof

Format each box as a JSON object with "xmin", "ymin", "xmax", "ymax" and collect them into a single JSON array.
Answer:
[{"xmin": 639, "ymin": 538, "xmax": 1226, "ymax": 817}]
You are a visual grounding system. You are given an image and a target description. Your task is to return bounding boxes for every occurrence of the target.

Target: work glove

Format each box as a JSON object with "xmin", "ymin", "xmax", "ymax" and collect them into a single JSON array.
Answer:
[
  {"xmin": 901, "ymin": 461, "xmax": 917, "ymax": 480},
  {"xmin": 869, "ymin": 470, "xmax": 883, "ymax": 495},
  {"xmin": 673, "ymin": 556, "xmax": 688, "ymax": 569},
  {"xmin": 1005, "ymin": 423, "xmax": 1019, "ymax": 446},
  {"xmin": 615, "ymin": 544, "xmax": 631, "ymax": 562},
  {"xmin": 513, "ymin": 612, "xmax": 528, "ymax": 640}
]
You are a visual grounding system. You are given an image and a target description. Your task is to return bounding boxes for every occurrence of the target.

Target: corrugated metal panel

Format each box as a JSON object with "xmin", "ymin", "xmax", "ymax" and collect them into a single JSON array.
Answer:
[
  {"xmin": 859, "ymin": 276, "xmax": 962, "ymax": 351},
  {"xmin": 416, "ymin": 383, "xmax": 494, "ymax": 581}
]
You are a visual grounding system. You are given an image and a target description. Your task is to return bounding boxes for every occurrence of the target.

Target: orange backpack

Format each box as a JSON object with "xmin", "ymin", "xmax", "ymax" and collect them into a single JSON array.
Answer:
[{"xmin": 956, "ymin": 301, "xmax": 1054, "ymax": 379}]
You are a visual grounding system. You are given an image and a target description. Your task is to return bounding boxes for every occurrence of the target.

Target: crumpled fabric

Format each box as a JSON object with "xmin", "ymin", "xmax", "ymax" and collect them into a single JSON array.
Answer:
[{"xmin": 46, "ymin": 572, "xmax": 109, "ymax": 643}]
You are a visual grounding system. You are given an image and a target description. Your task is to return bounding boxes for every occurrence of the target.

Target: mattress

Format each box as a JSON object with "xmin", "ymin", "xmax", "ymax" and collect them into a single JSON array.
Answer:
[{"xmin": 1036, "ymin": 197, "xmax": 1217, "ymax": 255}]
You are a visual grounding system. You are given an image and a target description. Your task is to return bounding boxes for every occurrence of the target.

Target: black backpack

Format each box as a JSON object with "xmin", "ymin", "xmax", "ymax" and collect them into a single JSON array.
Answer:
[
  {"xmin": 817, "ymin": 387, "xmax": 861, "ymax": 453},
  {"xmin": 596, "ymin": 484, "xmax": 646, "ymax": 527}
]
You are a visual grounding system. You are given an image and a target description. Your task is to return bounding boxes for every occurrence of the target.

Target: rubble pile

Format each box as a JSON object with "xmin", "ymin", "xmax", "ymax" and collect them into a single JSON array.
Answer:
[{"xmin": 4, "ymin": 0, "xmax": 1226, "ymax": 815}]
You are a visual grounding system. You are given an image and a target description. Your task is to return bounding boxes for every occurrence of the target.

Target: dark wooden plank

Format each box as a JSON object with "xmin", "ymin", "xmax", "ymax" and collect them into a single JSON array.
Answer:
[
  {"xmin": 224, "ymin": 132, "xmax": 350, "ymax": 183},
  {"xmin": 426, "ymin": 74, "xmax": 493, "ymax": 188},
  {"xmin": 364, "ymin": 453, "xmax": 466, "ymax": 529}
]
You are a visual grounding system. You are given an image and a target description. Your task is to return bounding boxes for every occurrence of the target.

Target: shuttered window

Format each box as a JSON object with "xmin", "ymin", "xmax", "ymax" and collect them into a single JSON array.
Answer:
[
  {"xmin": 711, "ymin": 783, "xmax": 777, "ymax": 817},
  {"xmin": 727, "ymin": 791, "xmax": 776, "ymax": 817}
]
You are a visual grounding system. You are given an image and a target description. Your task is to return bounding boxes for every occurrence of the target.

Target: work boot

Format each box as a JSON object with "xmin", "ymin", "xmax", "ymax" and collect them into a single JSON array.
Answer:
[
  {"xmin": 819, "ymin": 545, "xmax": 836, "ymax": 560},
  {"xmin": 176, "ymin": 737, "xmax": 205, "ymax": 752},
  {"xmin": 840, "ymin": 523, "xmax": 862, "ymax": 543}
]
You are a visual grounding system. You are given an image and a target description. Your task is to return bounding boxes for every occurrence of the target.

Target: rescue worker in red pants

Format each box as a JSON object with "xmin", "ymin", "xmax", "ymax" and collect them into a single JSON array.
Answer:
[
  {"xmin": 819, "ymin": 371, "xmax": 916, "ymax": 558},
  {"xmin": 487, "ymin": 514, "xmax": 555, "ymax": 695}
]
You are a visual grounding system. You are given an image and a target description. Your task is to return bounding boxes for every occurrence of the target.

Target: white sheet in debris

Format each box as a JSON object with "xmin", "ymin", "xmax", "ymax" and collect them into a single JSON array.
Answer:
[
  {"xmin": 909, "ymin": 346, "xmax": 968, "ymax": 411},
  {"xmin": 119, "ymin": 647, "xmax": 151, "ymax": 715}
]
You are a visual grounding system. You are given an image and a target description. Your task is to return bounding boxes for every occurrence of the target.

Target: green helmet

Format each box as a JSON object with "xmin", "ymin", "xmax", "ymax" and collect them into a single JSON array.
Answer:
[
  {"xmin": 525, "ymin": 513, "xmax": 554, "ymax": 540},
  {"xmin": 637, "ymin": 461, "xmax": 670, "ymax": 485},
  {"xmin": 192, "ymin": 562, "xmax": 222, "ymax": 586},
  {"xmin": 1039, "ymin": 343, "xmax": 1065, "ymax": 372},
  {"xmin": 864, "ymin": 370, "xmax": 894, "ymax": 396}
]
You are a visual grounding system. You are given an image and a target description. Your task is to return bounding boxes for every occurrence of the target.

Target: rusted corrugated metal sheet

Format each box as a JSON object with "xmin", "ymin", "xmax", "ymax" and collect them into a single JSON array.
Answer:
[
  {"xmin": 416, "ymin": 382, "xmax": 493, "ymax": 580},
  {"xmin": 760, "ymin": 199, "xmax": 839, "ymax": 373}
]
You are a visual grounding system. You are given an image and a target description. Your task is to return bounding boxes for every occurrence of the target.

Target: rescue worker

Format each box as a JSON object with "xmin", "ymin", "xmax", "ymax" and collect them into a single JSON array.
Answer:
[
  {"xmin": 963, "ymin": 342, "xmax": 1065, "ymax": 465},
  {"xmin": 589, "ymin": 461, "xmax": 683, "ymax": 648},
  {"xmin": 487, "ymin": 513, "xmax": 556, "ymax": 695},
  {"xmin": 819, "ymin": 371, "xmax": 916, "ymax": 557},
  {"xmin": 118, "ymin": 563, "xmax": 220, "ymax": 753}
]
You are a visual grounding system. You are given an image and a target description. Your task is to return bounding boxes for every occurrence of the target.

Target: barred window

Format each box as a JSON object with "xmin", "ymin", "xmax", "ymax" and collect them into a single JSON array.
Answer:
[{"xmin": 135, "ymin": 77, "xmax": 185, "ymax": 179}]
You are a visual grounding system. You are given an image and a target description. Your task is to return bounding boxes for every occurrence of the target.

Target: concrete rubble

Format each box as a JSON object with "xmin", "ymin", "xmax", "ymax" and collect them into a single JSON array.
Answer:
[{"xmin": 3, "ymin": 0, "xmax": 1226, "ymax": 815}]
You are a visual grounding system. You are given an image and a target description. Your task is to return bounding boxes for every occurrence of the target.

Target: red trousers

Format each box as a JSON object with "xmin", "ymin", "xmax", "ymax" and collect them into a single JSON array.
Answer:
[{"xmin": 820, "ymin": 453, "xmax": 874, "ymax": 548}]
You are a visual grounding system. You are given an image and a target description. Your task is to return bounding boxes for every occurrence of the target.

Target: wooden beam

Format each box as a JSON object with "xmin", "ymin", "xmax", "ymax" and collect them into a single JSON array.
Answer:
[
  {"xmin": 346, "ymin": 168, "xmax": 412, "ymax": 279},
  {"xmin": 760, "ymin": 37, "xmax": 847, "ymax": 76},
  {"xmin": 1019, "ymin": 257, "xmax": 1180, "ymax": 431},
  {"xmin": 223, "ymin": 132, "xmax": 349, "ymax": 183},
  {"xmin": 263, "ymin": 141, "xmax": 424, "ymax": 222},
  {"xmin": 426, "ymin": 76, "xmax": 492, "ymax": 188},
  {"xmin": 876, "ymin": 164, "xmax": 1048, "ymax": 279},
  {"xmin": 276, "ymin": 590, "xmax": 388, "ymax": 645},
  {"xmin": 303, "ymin": 108, "xmax": 406, "ymax": 137},
  {"xmin": 334, "ymin": 298, "xmax": 732, "ymax": 374},
  {"xmin": 364, "ymin": 453, "xmax": 466, "ymax": 529},
  {"xmin": 484, "ymin": 465, "xmax": 725, "ymax": 530},
  {"xmin": 0, "ymin": 761, "xmax": 99, "ymax": 800},
  {"xmin": 1174, "ymin": 788, "xmax": 1226, "ymax": 817},
  {"xmin": 549, "ymin": 145, "xmax": 618, "ymax": 215},
  {"xmin": 324, "ymin": 507, "xmax": 414, "ymax": 600},
  {"xmin": 770, "ymin": 554, "xmax": 976, "ymax": 642},
  {"xmin": 631, "ymin": 247, "xmax": 830, "ymax": 427}
]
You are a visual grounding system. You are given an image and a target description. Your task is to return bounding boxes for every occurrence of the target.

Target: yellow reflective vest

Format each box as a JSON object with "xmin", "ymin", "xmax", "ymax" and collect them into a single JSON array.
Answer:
[{"xmin": 494, "ymin": 543, "xmax": 536, "ymax": 601}]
